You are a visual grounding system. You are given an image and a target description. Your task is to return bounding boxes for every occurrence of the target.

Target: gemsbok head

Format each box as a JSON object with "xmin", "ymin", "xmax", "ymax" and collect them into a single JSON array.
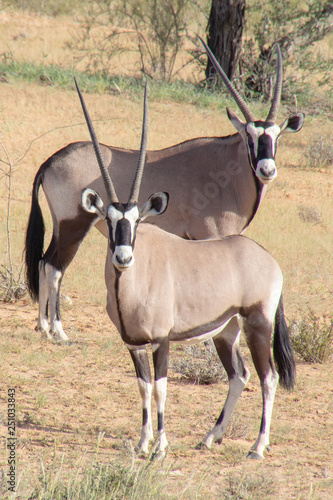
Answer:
[
  {"xmin": 25, "ymin": 40, "xmax": 304, "ymax": 344},
  {"xmin": 199, "ymin": 36, "xmax": 304, "ymax": 184},
  {"xmin": 77, "ymin": 80, "xmax": 296, "ymax": 460}
]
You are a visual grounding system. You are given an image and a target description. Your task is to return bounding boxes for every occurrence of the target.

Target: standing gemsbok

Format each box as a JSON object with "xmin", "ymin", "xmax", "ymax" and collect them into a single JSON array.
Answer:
[
  {"xmin": 77, "ymin": 80, "xmax": 295, "ymax": 459},
  {"xmin": 25, "ymin": 40, "xmax": 304, "ymax": 342}
]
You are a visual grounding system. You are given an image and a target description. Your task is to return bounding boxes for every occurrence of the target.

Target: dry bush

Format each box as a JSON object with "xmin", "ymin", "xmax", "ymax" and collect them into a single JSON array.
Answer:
[
  {"xmin": 297, "ymin": 204, "xmax": 322, "ymax": 225},
  {"xmin": 69, "ymin": 0, "xmax": 203, "ymax": 82},
  {"xmin": 224, "ymin": 412, "xmax": 248, "ymax": 441},
  {"xmin": 0, "ymin": 264, "xmax": 26, "ymax": 303},
  {"xmin": 290, "ymin": 309, "xmax": 333, "ymax": 363},
  {"xmin": 304, "ymin": 135, "xmax": 333, "ymax": 170},
  {"xmin": 172, "ymin": 339, "xmax": 227, "ymax": 384}
]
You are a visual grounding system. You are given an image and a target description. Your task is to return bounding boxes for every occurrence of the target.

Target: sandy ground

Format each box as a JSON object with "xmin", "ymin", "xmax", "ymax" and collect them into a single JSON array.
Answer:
[{"xmin": 0, "ymin": 7, "xmax": 332, "ymax": 499}]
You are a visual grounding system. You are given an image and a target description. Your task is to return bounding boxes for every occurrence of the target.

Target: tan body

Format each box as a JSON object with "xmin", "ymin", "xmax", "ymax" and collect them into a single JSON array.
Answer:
[
  {"xmin": 44, "ymin": 134, "xmax": 260, "ymax": 242},
  {"xmin": 105, "ymin": 224, "xmax": 281, "ymax": 345}
]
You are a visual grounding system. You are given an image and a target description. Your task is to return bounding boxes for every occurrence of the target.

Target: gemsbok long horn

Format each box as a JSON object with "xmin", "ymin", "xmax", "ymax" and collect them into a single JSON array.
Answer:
[
  {"xmin": 199, "ymin": 35, "xmax": 256, "ymax": 123},
  {"xmin": 74, "ymin": 77, "xmax": 119, "ymax": 204},
  {"xmin": 266, "ymin": 43, "xmax": 283, "ymax": 122},
  {"xmin": 128, "ymin": 80, "xmax": 148, "ymax": 203}
]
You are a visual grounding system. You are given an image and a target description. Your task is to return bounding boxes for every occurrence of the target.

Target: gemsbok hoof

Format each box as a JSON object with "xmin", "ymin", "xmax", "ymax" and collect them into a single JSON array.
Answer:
[
  {"xmin": 150, "ymin": 449, "xmax": 166, "ymax": 461},
  {"xmin": 134, "ymin": 448, "xmax": 149, "ymax": 459},
  {"xmin": 246, "ymin": 451, "xmax": 263, "ymax": 460},
  {"xmin": 195, "ymin": 442, "xmax": 209, "ymax": 451}
]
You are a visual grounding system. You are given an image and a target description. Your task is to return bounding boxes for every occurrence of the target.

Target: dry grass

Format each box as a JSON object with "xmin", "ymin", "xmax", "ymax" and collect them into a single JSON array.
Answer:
[
  {"xmin": 0, "ymin": 7, "xmax": 333, "ymax": 499},
  {"xmin": 172, "ymin": 340, "xmax": 227, "ymax": 385}
]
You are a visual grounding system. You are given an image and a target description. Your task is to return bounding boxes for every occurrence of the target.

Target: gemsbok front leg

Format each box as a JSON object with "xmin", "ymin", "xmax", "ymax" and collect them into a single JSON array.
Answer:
[
  {"xmin": 128, "ymin": 345, "xmax": 154, "ymax": 455},
  {"xmin": 152, "ymin": 339, "xmax": 170, "ymax": 458},
  {"xmin": 197, "ymin": 316, "xmax": 250, "ymax": 449}
]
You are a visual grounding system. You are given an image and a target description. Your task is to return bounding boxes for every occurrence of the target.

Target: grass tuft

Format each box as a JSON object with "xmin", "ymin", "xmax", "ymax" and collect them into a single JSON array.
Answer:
[
  {"xmin": 222, "ymin": 469, "xmax": 277, "ymax": 499},
  {"xmin": 11, "ymin": 440, "xmax": 173, "ymax": 500}
]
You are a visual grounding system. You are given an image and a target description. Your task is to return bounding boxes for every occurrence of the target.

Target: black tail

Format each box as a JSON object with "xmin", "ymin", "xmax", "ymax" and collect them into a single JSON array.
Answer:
[
  {"xmin": 25, "ymin": 171, "xmax": 45, "ymax": 302},
  {"xmin": 273, "ymin": 294, "xmax": 296, "ymax": 391}
]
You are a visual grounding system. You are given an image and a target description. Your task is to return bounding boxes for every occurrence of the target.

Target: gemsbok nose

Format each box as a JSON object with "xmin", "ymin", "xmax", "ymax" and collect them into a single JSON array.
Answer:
[
  {"xmin": 113, "ymin": 245, "xmax": 134, "ymax": 269},
  {"xmin": 257, "ymin": 159, "xmax": 277, "ymax": 183},
  {"xmin": 116, "ymin": 254, "xmax": 132, "ymax": 265}
]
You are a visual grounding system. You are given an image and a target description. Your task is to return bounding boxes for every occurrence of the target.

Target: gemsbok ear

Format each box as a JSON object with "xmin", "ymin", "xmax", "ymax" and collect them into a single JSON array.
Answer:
[
  {"xmin": 226, "ymin": 107, "xmax": 246, "ymax": 133},
  {"xmin": 279, "ymin": 113, "xmax": 305, "ymax": 135},
  {"xmin": 81, "ymin": 188, "xmax": 107, "ymax": 218},
  {"xmin": 139, "ymin": 192, "xmax": 169, "ymax": 221}
]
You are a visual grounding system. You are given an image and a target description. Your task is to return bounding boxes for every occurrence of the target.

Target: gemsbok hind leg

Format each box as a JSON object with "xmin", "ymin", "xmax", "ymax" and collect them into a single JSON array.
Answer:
[
  {"xmin": 37, "ymin": 261, "xmax": 52, "ymax": 339},
  {"xmin": 44, "ymin": 263, "xmax": 67, "ymax": 342},
  {"xmin": 241, "ymin": 308, "xmax": 279, "ymax": 459},
  {"xmin": 197, "ymin": 316, "xmax": 250, "ymax": 449},
  {"xmin": 128, "ymin": 345, "xmax": 154, "ymax": 455},
  {"xmin": 40, "ymin": 212, "xmax": 97, "ymax": 342}
]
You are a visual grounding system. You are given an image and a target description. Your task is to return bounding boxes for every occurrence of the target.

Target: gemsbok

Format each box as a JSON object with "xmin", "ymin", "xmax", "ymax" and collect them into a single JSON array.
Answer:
[
  {"xmin": 25, "ymin": 40, "xmax": 304, "ymax": 342},
  {"xmin": 77, "ymin": 80, "xmax": 296, "ymax": 459}
]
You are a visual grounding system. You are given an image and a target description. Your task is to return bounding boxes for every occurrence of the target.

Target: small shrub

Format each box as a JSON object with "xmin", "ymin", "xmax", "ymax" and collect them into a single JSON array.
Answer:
[
  {"xmin": 304, "ymin": 135, "xmax": 333, "ymax": 170},
  {"xmin": 225, "ymin": 412, "xmax": 248, "ymax": 440},
  {"xmin": 289, "ymin": 309, "xmax": 333, "ymax": 363},
  {"xmin": 0, "ymin": 264, "xmax": 26, "ymax": 303},
  {"xmin": 297, "ymin": 205, "xmax": 322, "ymax": 225},
  {"xmin": 172, "ymin": 339, "xmax": 227, "ymax": 384}
]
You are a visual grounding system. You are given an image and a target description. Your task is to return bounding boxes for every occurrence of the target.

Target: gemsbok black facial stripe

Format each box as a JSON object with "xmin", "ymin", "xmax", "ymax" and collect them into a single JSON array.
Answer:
[
  {"xmin": 115, "ymin": 218, "xmax": 132, "ymax": 246},
  {"xmin": 107, "ymin": 204, "xmax": 140, "ymax": 248},
  {"xmin": 257, "ymin": 134, "xmax": 275, "ymax": 160}
]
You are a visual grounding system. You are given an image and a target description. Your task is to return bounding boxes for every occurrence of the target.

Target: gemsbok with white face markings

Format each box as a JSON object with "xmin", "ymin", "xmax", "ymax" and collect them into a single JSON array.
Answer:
[
  {"xmin": 25, "ymin": 39, "xmax": 304, "ymax": 343},
  {"xmin": 77, "ymin": 80, "xmax": 296, "ymax": 459}
]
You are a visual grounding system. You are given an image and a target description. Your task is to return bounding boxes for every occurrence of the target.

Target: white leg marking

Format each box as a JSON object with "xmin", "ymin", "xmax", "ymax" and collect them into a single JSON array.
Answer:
[
  {"xmin": 154, "ymin": 377, "xmax": 168, "ymax": 456},
  {"xmin": 136, "ymin": 378, "xmax": 153, "ymax": 454},
  {"xmin": 45, "ymin": 263, "xmax": 69, "ymax": 342},
  {"xmin": 248, "ymin": 369, "xmax": 279, "ymax": 459}
]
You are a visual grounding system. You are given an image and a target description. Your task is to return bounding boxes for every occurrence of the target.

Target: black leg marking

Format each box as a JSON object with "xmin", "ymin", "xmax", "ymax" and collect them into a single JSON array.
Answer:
[
  {"xmin": 157, "ymin": 412, "xmax": 164, "ymax": 433},
  {"xmin": 129, "ymin": 348, "xmax": 151, "ymax": 384},
  {"xmin": 128, "ymin": 346, "xmax": 153, "ymax": 455},
  {"xmin": 152, "ymin": 339, "xmax": 169, "ymax": 381}
]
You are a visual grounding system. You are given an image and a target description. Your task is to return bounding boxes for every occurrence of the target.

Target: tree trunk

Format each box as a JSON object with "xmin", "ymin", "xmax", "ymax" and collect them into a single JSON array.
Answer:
[{"xmin": 206, "ymin": 0, "xmax": 246, "ymax": 86}]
